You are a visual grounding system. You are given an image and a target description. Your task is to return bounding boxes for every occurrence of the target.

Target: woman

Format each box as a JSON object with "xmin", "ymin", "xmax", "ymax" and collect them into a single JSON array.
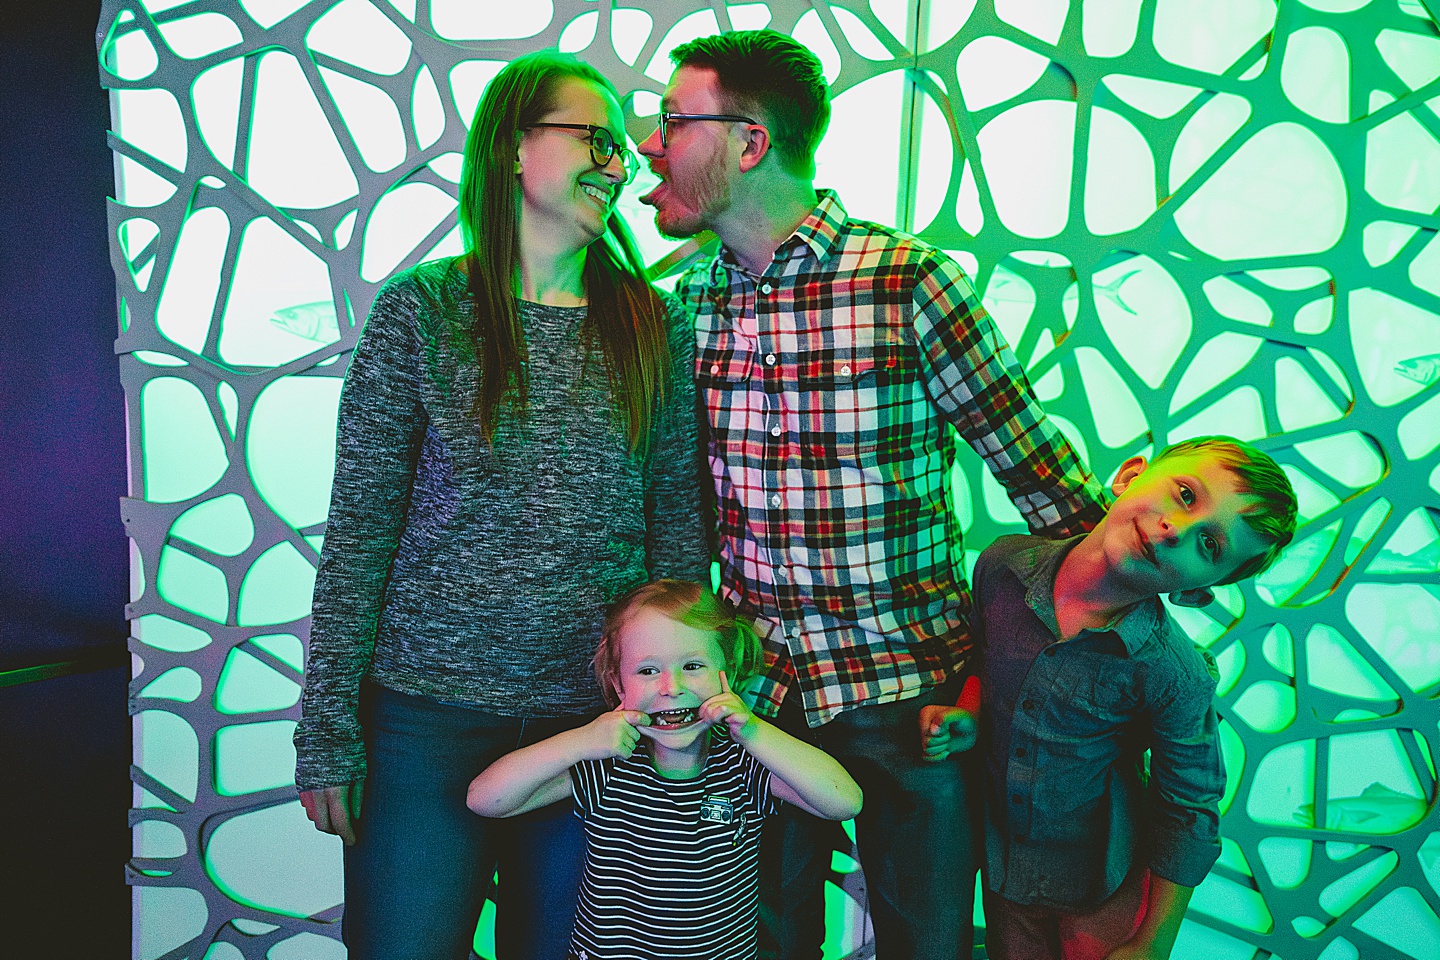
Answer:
[{"xmin": 294, "ymin": 51, "xmax": 707, "ymax": 960}]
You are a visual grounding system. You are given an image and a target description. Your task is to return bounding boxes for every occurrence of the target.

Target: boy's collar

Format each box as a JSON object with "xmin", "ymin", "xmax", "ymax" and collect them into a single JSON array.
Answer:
[{"xmin": 1007, "ymin": 536, "xmax": 1170, "ymax": 655}]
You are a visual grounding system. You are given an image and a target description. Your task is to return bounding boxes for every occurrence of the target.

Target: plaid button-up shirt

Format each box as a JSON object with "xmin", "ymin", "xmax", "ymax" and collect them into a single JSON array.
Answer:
[{"xmin": 679, "ymin": 191, "xmax": 1108, "ymax": 727}]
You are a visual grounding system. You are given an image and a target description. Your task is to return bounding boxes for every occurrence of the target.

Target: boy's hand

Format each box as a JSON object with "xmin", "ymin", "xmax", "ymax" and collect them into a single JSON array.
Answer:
[
  {"xmin": 699, "ymin": 671, "xmax": 759, "ymax": 742},
  {"xmin": 575, "ymin": 706, "xmax": 650, "ymax": 760},
  {"xmin": 919, "ymin": 706, "xmax": 977, "ymax": 761},
  {"xmin": 919, "ymin": 674, "xmax": 982, "ymax": 760}
]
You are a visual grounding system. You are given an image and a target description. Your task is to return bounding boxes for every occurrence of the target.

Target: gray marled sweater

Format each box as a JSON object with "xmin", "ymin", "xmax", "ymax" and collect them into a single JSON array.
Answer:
[{"xmin": 294, "ymin": 257, "xmax": 708, "ymax": 791}]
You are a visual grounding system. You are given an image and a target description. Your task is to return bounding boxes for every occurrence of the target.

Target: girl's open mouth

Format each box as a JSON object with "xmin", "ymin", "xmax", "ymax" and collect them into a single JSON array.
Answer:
[{"xmin": 649, "ymin": 707, "xmax": 699, "ymax": 729}]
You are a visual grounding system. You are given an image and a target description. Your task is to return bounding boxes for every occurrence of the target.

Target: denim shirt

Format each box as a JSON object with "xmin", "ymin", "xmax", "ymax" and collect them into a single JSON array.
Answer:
[{"xmin": 977, "ymin": 534, "xmax": 1224, "ymax": 910}]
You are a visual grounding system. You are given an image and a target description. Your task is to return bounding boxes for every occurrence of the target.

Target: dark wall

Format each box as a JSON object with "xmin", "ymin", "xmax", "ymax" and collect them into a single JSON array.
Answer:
[{"xmin": 0, "ymin": 1, "xmax": 130, "ymax": 956}]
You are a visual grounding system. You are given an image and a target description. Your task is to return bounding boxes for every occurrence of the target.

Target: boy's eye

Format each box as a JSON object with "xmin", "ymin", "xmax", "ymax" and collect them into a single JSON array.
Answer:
[
  {"xmin": 1178, "ymin": 483, "xmax": 1196, "ymax": 506},
  {"xmin": 1200, "ymin": 532, "xmax": 1219, "ymax": 559},
  {"xmin": 637, "ymin": 666, "xmax": 657, "ymax": 676},
  {"xmin": 684, "ymin": 661, "xmax": 707, "ymax": 671}
]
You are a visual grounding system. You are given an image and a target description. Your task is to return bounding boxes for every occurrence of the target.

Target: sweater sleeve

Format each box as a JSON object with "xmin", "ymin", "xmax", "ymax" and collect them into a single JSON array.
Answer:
[
  {"xmin": 643, "ymin": 293, "xmax": 711, "ymax": 583},
  {"xmin": 293, "ymin": 273, "xmax": 428, "ymax": 791}
]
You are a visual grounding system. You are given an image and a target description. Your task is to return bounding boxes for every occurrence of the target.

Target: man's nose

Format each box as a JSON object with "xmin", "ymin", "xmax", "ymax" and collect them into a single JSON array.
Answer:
[{"xmin": 638, "ymin": 125, "xmax": 663, "ymax": 158}]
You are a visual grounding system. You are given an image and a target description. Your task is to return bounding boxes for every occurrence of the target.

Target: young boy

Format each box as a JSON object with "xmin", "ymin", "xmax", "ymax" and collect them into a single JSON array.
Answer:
[
  {"xmin": 468, "ymin": 580, "xmax": 862, "ymax": 960},
  {"xmin": 922, "ymin": 436, "xmax": 1297, "ymax": 960}
]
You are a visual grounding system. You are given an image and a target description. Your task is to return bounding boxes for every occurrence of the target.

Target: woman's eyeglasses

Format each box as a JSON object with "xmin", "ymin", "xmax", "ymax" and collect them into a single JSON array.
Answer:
[{"xmin": 526, "ymin": 123, "xmax": 639, "ymax": 183}]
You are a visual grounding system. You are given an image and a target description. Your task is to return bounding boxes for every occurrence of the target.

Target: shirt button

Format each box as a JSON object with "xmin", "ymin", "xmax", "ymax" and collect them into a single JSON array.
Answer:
[
  {"xmin": 765, "ymin": 354, "xmax": 776, "ymax": 365},
  {"xmin": 710, "ymin": 363, "xmax": 721, "ymax": 375},
  {"xmin": 770, "ymin": 494, "xmax": 781, "ymax": 507},
  {"xmin": 1022, "ymin": 699, "xmax": 1036, "ymax": 712},
  {"xmin": 1015, "ymin": 746, "xmax": 1027, "ymax": 757},
  {"xmin": 1044, "ymin": 647, "xmax": 1056, "ymax": 656},
  {"xmin": 1010, "ymin": 794, "xmax": 1022, "ymax": 804},
  {"xmin": 770, "ymin": 425, "xmax": 782, "ymax": 437},
  {"xmin": 775, "ymin": 568, "xmax": 787, "ymax": 581},
  {"xmin": 839, "ymin": 364, "xmax": 851, "ymax": 376},
  {"xmin": 761, "ymin": 282, "xmax": 773, "ymax": 294}
]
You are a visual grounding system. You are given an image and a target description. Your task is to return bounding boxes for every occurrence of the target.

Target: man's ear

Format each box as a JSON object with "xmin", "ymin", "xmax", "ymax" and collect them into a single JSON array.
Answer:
[
  {"xmin": 1111, "ymin": 455, "xmax": 1149, "ymax": 496},
  {"xmin": 1168, "ymin": 588, "xmax": 1214, "ymax": 608},
  {"xmin": 737, "ymin": 123, "xmax": 771, "ymax": 173}
]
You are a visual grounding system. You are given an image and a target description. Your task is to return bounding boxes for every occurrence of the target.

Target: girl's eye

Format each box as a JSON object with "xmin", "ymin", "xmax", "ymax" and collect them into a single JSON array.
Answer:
[
  {"xmin": 637, "ymin": 666, "xmax": 657, "ymax": 676},
  {"xmin": 1201, "ymin": 533, "xmax": 1219, "ymax": 559},
  {"xmin": 684, "ymin": 661, "xmax": 706, "ymax": 671},
  {"xmin": 1178, "ymin": 483, "xmax": 1195, "ymax": 506}
]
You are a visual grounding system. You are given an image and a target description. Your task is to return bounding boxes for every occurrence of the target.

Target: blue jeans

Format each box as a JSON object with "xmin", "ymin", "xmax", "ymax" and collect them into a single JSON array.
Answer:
[
  {"xmin": 758, "ymin": 677, "xmax": 982, "ymax": 960},
  {"xmin": 342, "ymin": 684, "xmax": 594, "ymax": 960}
]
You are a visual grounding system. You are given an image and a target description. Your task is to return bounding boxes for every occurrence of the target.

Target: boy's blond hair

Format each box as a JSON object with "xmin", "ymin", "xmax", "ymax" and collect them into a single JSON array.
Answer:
[
  {"xmin": 1153, "ymin": 436, "xmax": 1298, "ymax": 583},
  {"xmin": 593, "ymin": 580, "xmax": 763, "ymax": 707}
]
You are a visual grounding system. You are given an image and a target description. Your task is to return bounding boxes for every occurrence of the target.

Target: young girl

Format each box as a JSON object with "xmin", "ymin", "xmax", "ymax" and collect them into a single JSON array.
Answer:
[{"xmin": 468, "ymin": 580, "xmax": 863, "ymax": 960}]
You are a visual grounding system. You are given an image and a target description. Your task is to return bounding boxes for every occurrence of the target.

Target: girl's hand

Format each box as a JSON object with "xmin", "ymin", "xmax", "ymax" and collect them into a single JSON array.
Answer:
[
  {"xmin": 575, "ymin": 706, "xmax": 651, "ymax": 760},
  {"xmin": 919, "ymin": 705, "xmax": 977, "ymax": 761},
  {"xmin": 699, "ymin": 671, "xmax": 759, "ymax": 742}
]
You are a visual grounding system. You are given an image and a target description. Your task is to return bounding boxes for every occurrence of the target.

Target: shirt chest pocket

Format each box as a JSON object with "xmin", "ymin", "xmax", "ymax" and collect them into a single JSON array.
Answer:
[
  {"xmin": 1071, "ymin": 664, "xmax": 1141, "ymax": 719},
  {"xmin": 794, "ymin": 347, "xmax": 895, "ymax": 463},
  {"xmin": 697, "ymin": 326, "xmax": 755, "ymax": 390}
]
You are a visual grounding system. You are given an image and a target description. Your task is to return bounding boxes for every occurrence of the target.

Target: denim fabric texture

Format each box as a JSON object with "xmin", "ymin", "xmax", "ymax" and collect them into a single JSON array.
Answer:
[
  {"xmin": 983, "ymin": 868, "xmax": 1151, "ymax": 960},
  {"xmin": 977, "ymin": 535, "xmax": 1225, "ymax": 911},
  {"xmin": 757, "ymin": 674, "xmax": 982, "ymax": 960},
  {"xmin": 340, "ymin": 684, "xmax": 593, "ymax": 960}
]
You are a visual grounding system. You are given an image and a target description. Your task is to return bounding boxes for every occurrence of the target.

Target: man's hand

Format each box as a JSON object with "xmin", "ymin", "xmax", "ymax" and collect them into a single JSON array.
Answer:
[
  {"xmin": 699, "ymin": 671, "xmax": 759, "ymax": 742},
  {"xmin": 300, "ymin": 781, "xmax": 364, "ymax": 846}
]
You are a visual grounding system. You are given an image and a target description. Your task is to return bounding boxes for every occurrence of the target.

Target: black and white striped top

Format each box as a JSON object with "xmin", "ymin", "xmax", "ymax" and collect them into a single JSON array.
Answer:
[{"xmin": 569, "ymin": 732, "xmax": 777, "ymax": 960}]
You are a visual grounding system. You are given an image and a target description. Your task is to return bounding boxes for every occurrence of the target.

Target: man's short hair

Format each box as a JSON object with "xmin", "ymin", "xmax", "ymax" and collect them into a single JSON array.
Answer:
[
  {"xmin": 1153, "ymin": 436, "xmax": 1298, "ymax": 584},
  {"xmin": 670, "ymin": 29, "xmax": 831, "ymax": 177}
]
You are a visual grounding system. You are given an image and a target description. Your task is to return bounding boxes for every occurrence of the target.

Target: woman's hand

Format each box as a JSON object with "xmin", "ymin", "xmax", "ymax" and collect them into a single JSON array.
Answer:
[
  {"xmin": 300, "ymin": 781, "xmax": 364, "ymax": 846},
  {"xmin": 699, "ymin": 671, "xmax": 759, "ymax": 742}
]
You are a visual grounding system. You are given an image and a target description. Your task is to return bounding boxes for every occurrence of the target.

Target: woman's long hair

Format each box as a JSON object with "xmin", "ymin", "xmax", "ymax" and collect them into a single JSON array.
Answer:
[{"xmin": 457, "ymin": 51, "xmax": 669, "ymax": 453}]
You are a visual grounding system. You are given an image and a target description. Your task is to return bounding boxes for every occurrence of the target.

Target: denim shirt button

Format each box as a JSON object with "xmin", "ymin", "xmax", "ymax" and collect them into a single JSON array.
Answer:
[
  {"xmin": 1022, "ymin": 699, "xmax": 1036, "ymax": 711},
  {"xmin": 1010, "ymin": 794, "xmax": 1022, "ymax": 804},
  {"xmin": 1015, "ymin": 746, "xmax": 1027, "ymax": 757},
  {"xmin": 1044, "ymin": 647, "xmax": 1056, "ymax": 656}
]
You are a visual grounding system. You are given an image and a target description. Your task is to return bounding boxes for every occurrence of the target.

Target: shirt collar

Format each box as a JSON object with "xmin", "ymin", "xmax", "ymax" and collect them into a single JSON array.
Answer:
[
  {"xmin": 1007, "ymin": 535, "xmax": 1170, "ymax": 656},
  {"xmin": 715, "ymin": 188, "xmax": 847, "ymax": 278}
]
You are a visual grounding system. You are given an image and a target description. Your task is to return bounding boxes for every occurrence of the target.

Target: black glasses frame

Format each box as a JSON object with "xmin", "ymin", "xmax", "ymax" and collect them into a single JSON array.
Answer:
[
  {"xmin": 657, "ymin": 112, "xmax": 758, "ymax": 148},
  {"xmin": 525, "ymin": 123, "xmax": 639, "ymax": 183}
]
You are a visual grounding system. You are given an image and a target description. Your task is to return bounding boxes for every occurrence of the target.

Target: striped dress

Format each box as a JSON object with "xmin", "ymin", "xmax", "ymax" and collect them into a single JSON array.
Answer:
[{"xmin": 569, "ymin": 732, "xmax": 777, "ymax": 959}]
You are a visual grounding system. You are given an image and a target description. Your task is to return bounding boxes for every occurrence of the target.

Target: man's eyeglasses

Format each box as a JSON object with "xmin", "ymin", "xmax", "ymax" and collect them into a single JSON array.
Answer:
[
  {"xmin": 656, "ymin": 112, "xmax": 758, "ymax": 148},
  {"xmin": 526, "ymin": 123, "xmax": 639, "ymax": 183}
]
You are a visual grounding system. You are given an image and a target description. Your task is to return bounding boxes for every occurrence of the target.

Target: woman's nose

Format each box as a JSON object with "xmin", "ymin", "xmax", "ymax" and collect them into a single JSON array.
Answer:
[{"xmin": 598, "ymin": 151, "xmax": 626, "ymax": 182}]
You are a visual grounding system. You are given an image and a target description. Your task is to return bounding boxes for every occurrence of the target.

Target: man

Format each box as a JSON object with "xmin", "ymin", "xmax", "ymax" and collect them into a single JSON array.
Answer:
[{"xmin": 637, "ymin": 29, "xmax": 1109, "ymax": 960}]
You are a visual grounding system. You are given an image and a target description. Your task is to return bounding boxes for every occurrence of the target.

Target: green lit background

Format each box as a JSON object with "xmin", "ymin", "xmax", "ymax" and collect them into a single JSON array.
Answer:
[{"xmin": 105, "ymin": 1, "xmax": 1440, "ymax": 958}]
